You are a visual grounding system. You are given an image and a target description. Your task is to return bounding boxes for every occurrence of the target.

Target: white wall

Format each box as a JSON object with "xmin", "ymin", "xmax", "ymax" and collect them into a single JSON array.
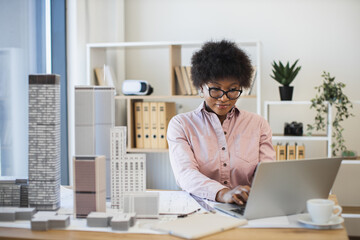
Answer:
[
  {"xmin": 67, "ymin": 0, "xmax": 125, "ymax": 185},
  {"xmin": 124, "ymin": 0, "xmax": 360, "ymax": 157}
]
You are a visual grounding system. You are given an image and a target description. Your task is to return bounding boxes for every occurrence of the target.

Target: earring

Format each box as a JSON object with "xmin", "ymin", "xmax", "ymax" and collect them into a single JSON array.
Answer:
[{"xmin": 199, "ymin": 90, "xmax": 204, "ymax": 98}]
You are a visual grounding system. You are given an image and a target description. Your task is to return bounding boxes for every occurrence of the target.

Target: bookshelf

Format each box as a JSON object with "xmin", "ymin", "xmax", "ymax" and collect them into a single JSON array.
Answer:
[
  {"xmin": 264, "ymin": 101, "xmax": 332, "ymax": 157},
  {"xmin": 86, "ymin": 41, "xmax": 262, "ymax": 152}
]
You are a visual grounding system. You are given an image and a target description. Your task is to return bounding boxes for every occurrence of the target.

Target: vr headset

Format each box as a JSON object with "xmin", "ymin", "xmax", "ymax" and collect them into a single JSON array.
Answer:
[{"xmin": 122, "ymin": 80, "xmax": 153, "ymax": 96}]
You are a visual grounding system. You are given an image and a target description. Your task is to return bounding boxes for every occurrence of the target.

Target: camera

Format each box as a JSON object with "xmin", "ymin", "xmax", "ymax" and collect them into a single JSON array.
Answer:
[{"xmin": 284, "ymin": 121, "xmax": 303, "ymax": 136}]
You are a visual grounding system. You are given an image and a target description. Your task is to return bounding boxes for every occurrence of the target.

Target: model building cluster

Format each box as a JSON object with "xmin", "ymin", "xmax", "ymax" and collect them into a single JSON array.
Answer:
[{"xmin": 0, "ymin": 76, "xmax": 160, "ymax": 231}]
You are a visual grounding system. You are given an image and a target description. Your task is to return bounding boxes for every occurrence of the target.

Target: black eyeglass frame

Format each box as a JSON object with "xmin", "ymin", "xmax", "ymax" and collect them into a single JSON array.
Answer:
[{"xmin": 204, "ymin": 85, "xmax": 243, "ymax": 100}]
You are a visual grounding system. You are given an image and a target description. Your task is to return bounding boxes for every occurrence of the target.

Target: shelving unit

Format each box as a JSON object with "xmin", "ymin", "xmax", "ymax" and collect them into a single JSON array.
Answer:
[
  {"xmin": 264, "ymin": 101, "xmax": 332, "ymax": 157},
  {"xmin": 86, "ymin": 41, "xmax": 261, "ymax": 152}
]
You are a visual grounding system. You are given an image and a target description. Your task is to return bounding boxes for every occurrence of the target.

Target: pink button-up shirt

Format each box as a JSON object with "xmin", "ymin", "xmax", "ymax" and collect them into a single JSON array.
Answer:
[{"xmin": 167, "ymin": 102, "xmax": 275, "ymax": 201}]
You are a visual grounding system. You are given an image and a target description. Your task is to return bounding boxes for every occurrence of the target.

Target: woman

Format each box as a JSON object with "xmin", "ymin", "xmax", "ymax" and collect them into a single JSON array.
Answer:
[{"xmin": 167, "ymin": 40, "xmax": 275, "ymax": 205}]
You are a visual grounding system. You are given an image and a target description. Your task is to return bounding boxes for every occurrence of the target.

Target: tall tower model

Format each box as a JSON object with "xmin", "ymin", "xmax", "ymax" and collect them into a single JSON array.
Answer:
[
  {"xmin": 28, "ymin": 74, "xmax": 61, "ymax": 210},
  {"xmin": 75, "ymin": 86, "xmax": 115, "ymax": 198},
  {"xmin": 110, "ymin": 127, "xmax": 146, "ymax": 209},
  {"xmin": 73, "ymin": 155, "xmax": 106, "ymax": 218}
]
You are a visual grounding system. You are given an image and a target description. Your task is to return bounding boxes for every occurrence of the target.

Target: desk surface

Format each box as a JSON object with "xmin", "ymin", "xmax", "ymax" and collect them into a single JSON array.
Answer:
[
  {"xmin": 0, "ymin": 226, "xmax": 348, "ymax": 240},
  {"xmin": 0, "ymin": 195, "xmax": 349, "ymax": 240}
]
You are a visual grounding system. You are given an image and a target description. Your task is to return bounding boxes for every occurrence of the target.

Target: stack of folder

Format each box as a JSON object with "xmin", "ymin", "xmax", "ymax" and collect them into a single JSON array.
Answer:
[
  {"xmin": 134, "ymin": 101, "xmax": 176, "ymax": 149},
  {"xmin": 273, "ymin": 143, "xmax": 305, "ymax": 161}
]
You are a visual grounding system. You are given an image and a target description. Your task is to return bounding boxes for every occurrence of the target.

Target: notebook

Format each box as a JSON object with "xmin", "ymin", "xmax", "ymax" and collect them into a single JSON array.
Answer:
[
  {"xmin": 151, "ymin": 213, "xmax": 247, "ymax": 239},
  {"xmin": 214, "ymin": 157, "xmax": 342, "ymax": 220}
]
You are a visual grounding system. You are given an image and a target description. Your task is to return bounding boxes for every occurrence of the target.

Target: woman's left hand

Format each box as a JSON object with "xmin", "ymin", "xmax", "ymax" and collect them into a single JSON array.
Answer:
[{"xmin": 223, "ymin": 185, "xmax": 251, "ymax": 205}]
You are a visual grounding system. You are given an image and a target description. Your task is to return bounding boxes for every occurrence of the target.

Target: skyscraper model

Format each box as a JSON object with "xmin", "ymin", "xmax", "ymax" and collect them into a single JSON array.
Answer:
[
  {"xmin": 73, "ymin": 155, "xmax": 106, "ymax": 218},
  {"xmin": 28, "ymin": 74, "xmax": 61, "ymax": 210},
  {"xmin": 110, "ymin": 127, "xmax": 146, "ymax": 209},
  {"xmin": 75, "ymin": 86, "xmax": 115, "ymax": 198}
]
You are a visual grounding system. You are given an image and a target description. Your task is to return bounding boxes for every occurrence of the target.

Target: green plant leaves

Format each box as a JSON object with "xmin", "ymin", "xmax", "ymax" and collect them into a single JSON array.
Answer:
[
  {"xmin": 307, "ymin": 71, "xmax": 354, "ymax": 156},
  {"xmin": 270, "ymin": 59, "xmax": 301, "ymax": 86}
]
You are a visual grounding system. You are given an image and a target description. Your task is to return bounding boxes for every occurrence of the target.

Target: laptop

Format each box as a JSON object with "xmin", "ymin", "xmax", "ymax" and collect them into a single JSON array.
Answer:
[{"xmin": 214, "ymin": 157, "xmax": 342, "ymax": 220}]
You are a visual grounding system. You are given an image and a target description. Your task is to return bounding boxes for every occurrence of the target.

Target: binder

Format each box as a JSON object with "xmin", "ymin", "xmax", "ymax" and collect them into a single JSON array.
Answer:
[
  {"xmin": 94, "ymin": 67, "xmax": 105, "ymax": 86},
  {"xmin": 296, "ymin": 144, "xmax": 305, "ymax": 159},
  {"xmin": 277, "ymin": 144, "xmax": 286, "ymax": 161},
  {"xmin": 186, "ymin": 66, "xmax": 198, "ymax": 95},
  {"xmin": 134, "ymin": 101, "xmax": 143, "ymax": 148},
  {"xmin": 150, "ymin": 102, "xmax": 159, "ymax": 149},
  {"xmin": 174, "ymin": 66, "xmax": 187, "ymax": 95},
  {"xmin": 273, "ymin": 145, "xmax": 278, "ymax": 161},
  {"xmin": 181, "ymin": 66, "xmax": 192, "ymax": 95},
  {"xmin": 286, "ymin": 144, "xmax": 296, "ymax": 160},
  {"xmin": 158, "ymin": 102, "xmax": 176, "ymax": 149},
  {"xmin": 142, "ymin": 102, "xmax": 151, "ymax": 149}
]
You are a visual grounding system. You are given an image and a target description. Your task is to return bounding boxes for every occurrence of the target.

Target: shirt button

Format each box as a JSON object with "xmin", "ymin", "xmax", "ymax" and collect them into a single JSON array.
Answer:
[
  {"xmin": 222, "ymin": 147, "xmax": 225, "ymax": 150},
  {"xmin": 224, "ymin": 181, "xmax": 228, "ymax": 184},
  {"xmin": 223, "ymin": 163, "xmax": 227, "ymax": 167},
  {"xmin": 224, "ymin": 131, "xmax": 227, "ymax": 135}
]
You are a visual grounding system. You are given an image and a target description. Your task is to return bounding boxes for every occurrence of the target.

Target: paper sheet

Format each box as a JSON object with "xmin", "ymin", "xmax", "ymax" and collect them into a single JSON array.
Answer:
[{"xmin": 156, "ymin": 191, "xmax": 201, "ymax": 215}]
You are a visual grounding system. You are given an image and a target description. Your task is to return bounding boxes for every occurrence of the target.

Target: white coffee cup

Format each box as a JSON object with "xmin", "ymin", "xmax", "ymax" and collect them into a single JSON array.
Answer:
[{"xmin": 307, "ymin": 199, "xmax": 342, "ymax": 224}]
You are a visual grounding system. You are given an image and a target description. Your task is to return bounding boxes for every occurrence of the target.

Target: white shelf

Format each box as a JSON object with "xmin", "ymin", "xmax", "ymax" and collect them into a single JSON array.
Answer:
[
  {"xmin": 264, "ymin": 100, "xmax": 312, "ymax": 105},
  {"xmin": 87, "ymin": 41, "xmax": 259, "ymax": 48},
  {"xmin": 264, "ymin": 100, "xmax": 332, "ymax": 157},
  {"xmin": 272, "ymin": 135, "xmax": 329, "ymax": 141},
  {"xmin": 86, "ymin": 40, "xmax": 262, "ymax": 115},
  {"xmin": 86, "ymin": 41, "xmax": 262, "ymax": 151}
]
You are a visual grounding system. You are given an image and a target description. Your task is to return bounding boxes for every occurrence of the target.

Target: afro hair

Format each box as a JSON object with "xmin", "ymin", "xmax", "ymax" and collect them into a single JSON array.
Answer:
[{"xmin": 190, "ymin": 39, "xmax": 253, "ymax": 89}]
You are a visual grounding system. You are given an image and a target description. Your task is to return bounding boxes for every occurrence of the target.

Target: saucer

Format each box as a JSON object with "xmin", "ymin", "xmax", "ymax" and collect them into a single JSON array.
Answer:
[{"xmin": 297, "ymin": 214, "xmax": 344, "ymax": 227}]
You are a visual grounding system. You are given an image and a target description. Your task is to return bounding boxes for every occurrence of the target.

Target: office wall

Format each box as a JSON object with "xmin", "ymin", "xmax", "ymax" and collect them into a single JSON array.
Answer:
[
  {"xmin": 124, "ymin": 0, "xmax": 360, "ymax": 158},
  {"xmin": 67, "ymin": 0, "xmax": 360, "ymax": 189},
  {"xmin": 67, "ymin": 0, "xmax": 125, "ymax": 185}
]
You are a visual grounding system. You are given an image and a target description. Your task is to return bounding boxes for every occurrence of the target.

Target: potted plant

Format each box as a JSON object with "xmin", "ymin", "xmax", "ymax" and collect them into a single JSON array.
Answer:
[
  {"xmin": 307, "ymin": 71, "xmax": 354, "ymax": 156},
  {"xmin": 270, "ymin": 59, "xmax": 301, "ymax": 100}
]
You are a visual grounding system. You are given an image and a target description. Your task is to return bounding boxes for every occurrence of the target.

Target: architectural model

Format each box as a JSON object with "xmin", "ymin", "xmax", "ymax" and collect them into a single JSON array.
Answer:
[
  {"xmin": 110, "ymin": 127, "xmax": 146, "ymax": 210},
  {"xmin": 31, "ymin": 211, "xmax": 70, "ymax": 231},
  {"xmin": 73, "ymin": 155, "xmax": 106, "ymax": 218},
  {"xmin": 75, "ymin": 86, "xmax": 115, "ymax": 198},
  {"xmin": 28, "ymin": 74, "xmax": 61, "ymax": 211},
  {"xmin": 87, "ymin": 211, "xmax": 136, "ymax": 231},
  {"xmin": 0, "ymin": 207, "xmax": 36, "ymax": 221},
  {"xmin": 0, "ymin": 177, "xmax": 28, "ymax": 207},
  {"xmin": 123, "ymin": 192, "xmax": 159, "ymax": 218},
  {"xmin": 87, "ymin": 212, "xmax": 113, "ymax": 227},
  {"xmin": 110, "ymin": 214, "xmax": 132, "ymax": 231}
]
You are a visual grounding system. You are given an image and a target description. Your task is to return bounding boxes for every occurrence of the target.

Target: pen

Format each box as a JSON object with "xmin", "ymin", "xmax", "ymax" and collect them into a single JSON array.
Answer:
[{"xmin": 177, "ymin": 208, "xmax": 201, "ymax": 218}]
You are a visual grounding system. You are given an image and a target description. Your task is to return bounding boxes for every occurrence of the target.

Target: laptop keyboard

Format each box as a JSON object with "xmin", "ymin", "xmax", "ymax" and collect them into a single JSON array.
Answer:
[{"xmin": 230, "ymin": 206, "xmax": 245, "ymax": 215}]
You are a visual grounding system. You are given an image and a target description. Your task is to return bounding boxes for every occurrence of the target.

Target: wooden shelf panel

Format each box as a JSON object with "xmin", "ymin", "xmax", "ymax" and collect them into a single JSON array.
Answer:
[{"xmin": 127, "ymin": 148, "xmax": 169, "ymax": 153}]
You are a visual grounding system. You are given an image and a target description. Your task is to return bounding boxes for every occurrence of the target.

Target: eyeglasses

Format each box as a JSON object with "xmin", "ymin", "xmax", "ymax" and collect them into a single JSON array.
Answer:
[{"xmin": 205, "ymin": 85, "xmax": 242, "ymax": 100}]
